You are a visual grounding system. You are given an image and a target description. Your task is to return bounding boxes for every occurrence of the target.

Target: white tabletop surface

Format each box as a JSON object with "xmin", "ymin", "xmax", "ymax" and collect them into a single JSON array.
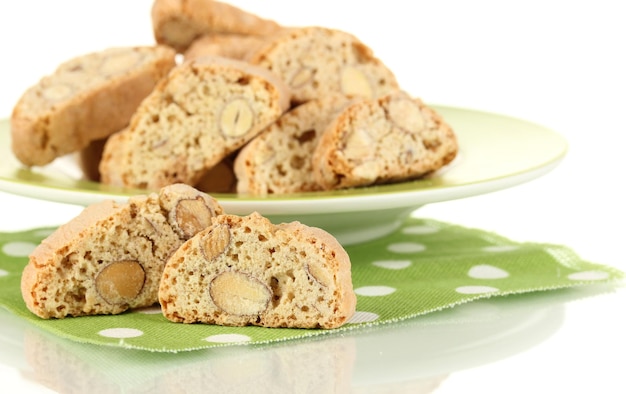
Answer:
[{"xmin": 1, "ymin": 1, "xmax": 624, "ymax": 393}]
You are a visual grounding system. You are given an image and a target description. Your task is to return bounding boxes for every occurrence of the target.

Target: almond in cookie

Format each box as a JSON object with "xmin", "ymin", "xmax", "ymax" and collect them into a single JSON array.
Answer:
[
  {"xmin": 159, "ymin": 212, "xmax": 356, "ymax": 329},
  {"xmin": 21, "ymin": 184, "xmax": 223, "ymax": 319},
  {"xmin": 99, "ymin": 56, "xmax": 290, "ymax": 190},
  {"xmin": 313, "ymin": 90, "xmax": 458, "ymax": 190}
]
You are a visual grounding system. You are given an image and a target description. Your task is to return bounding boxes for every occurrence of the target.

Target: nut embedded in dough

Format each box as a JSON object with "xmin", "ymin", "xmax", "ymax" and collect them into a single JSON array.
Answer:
[
  {"xmin": 95, "ymin": 260, "xmax": 146, "ymax": 305},
  {"xmin": 172, "ymin": 197, "xmax": 215, "ymax": 239},
  {"xmin": 340, "ymin": 66, "xmax": 374, "ymax": 99},
  {"xmin": 219, "ymin": 98, "xmax": 255, "ymax": 138},
  {"xmin": 209, "ymin": 271, "xmax": 271, "ymax": 316},
  {"xmin": 201, "ymin": 224, "xmax": 231, "ymax": 261}
]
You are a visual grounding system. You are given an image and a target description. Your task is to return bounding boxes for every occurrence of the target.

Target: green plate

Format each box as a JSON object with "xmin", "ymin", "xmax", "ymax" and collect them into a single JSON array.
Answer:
[{"xmin": 0, "ymin": 106, "xmax": 567, "ymax": 244}]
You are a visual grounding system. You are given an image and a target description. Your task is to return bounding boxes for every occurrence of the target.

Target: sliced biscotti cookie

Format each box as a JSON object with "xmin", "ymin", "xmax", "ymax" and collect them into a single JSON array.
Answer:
[
  {"xmin": 152, "ymin": 0, "xmax": 283, "ymax": 53},
  {"xmin": 99, "ymin": 56, "xmax": 290, "ymax": 190},
  {"xmin": 11, "ymin": 45, "xmax": 176, "ymax": 167},
  {"xmin": 247, "ymin": 26, "xmax": 400, "ymax": 105},
  {"xmin": 184, "ymin": 34, "xmax": 267, "ymax": 62},
  {"xmin": 21, "ymin": 184, "xmax": 223, "ymax": 319},
  {"xmin": 234, "ymin": 94, "xmax": 355, "ymax": 195},
  {"xmin": 159, "ymin": 212, "xmax": 357, "ymax": 329},
  {"xmin": 313, "ymin": 90, "xmax": 458, "ymax": 190}
]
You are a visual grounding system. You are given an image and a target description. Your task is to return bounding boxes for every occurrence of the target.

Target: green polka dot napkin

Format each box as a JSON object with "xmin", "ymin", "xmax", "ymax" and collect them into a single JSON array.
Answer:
[{"xmin": 0, "ymin": 218, "xmax": 622, "ymax": 352}]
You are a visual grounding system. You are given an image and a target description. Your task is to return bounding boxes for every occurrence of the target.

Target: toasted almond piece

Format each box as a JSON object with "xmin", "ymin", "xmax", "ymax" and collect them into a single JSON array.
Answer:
[
  {"xmin": 95, "ymin": 260, "xmax": 146, "ymax": 305},
  {"xmin": 305, "ymin": 261, "xmax": 333, "ymax": 288},
  {"xmin": 201, "ymin": 224, "xmax": 231, "ymax": 261},
  {"xmin": 209, "ymin": 271, "xmax": 271, "ymax": 315},
  {"xmin": 173, "ymin": 197, "xmax": 214, "ymax": 239},
  {"xmin": 340, "ymin": 66, "xmax": 373, "ymax": 99},
  {"xmin": 290, "ymin": 67, "xmax": 315, "ymax": 89},
  {"xmin": 387, "ymin": 97, "xmax": 425, "ymax": 131},
  {"xmin": 220, "ymin": 98, "xmax": 254, "ymax": 137}
]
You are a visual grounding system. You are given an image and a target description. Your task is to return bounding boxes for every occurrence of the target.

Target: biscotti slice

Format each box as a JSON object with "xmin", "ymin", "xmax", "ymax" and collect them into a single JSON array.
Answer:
[
  {"xmin": 247, "ymin": 26, "xmax": 400, "ymax": 105},
  {"xmin": 234, "ymin": 94, "xmax": 355, "ymax": 195},
  {"xmin": 99, "ymin": 56, "xmax": 290, "ymax": 190},
  {"xmin": 152, "ymin": 0, "xmax": 283, "ymax": 53},
  {"xmin": 159, "ymin": 212, "xmax": 357, "ymax": 329},
  {"xmin": 313, "ymin": 90, "xmax": 458, "ymax": 190},
  {"xmin": 21, "ymin": 184, "xmax": 223, "ymax": 319},
  {"xmin": 11, "ymin": 45, "xmax": 176, "ymax": 167},
  {"xmin": 184, "ymin": 34, "xmax": 267, "ymax": 62}
]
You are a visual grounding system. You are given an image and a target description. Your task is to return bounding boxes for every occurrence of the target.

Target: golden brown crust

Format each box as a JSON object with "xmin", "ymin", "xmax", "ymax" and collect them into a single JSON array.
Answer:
[
  {"xmin": 152, "ymin": 0, "xmax": 283, "ymax": 53},
  {"xmin": 10, "ymin": 46, "xmax": 176, "ymax": 167}
]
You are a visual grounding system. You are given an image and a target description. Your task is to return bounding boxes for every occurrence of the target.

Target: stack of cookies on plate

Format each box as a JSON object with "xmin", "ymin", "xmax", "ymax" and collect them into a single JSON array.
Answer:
[{"xmin": 10, "ymin": 0, "xmax": 458, "ymax": 195}]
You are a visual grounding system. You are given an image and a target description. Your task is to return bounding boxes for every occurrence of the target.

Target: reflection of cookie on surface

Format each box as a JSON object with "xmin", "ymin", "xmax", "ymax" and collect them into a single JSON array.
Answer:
[
  {"xmin": 99, "ymin": 56, "xmax": 290, "ymax": 190},
  {"xmin": 247, "ymin": 26, "xmax": 400, "ymax": 105},
  {"xmin": 313, "ymin": 90, "xmax": 458, "ymax": 190},
  {"xmin": 159, "ymin": 212, "xmax": 356, "ymax": 328},
  {"xmin": 235, "ymin": 94, "xmax": 355, "ymax": 195},
  {"xmin": 11, "ymin": 45, "xmax": 176, "ymax": 167},
  {"xmin": 152, "ymin": 0, "xmax": 283, "ymax": 53},
  {"xmin": 21, "ymin": 184, "xmax": 223, "ymax": 319}
]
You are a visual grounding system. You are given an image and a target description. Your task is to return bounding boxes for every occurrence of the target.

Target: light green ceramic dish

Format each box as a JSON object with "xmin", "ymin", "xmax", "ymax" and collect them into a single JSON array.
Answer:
[{"xmin": 0, "ymin": 105, "xmax": 568, "ymax": 244}]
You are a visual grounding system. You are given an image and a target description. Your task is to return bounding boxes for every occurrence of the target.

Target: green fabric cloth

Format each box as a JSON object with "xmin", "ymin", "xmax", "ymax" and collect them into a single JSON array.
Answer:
[{"xmin": 0, "ymin": 218, "xmax": 622, "ymax": 352}]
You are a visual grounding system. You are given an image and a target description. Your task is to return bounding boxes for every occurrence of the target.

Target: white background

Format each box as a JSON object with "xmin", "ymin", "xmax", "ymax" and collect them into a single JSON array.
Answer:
[{"xmin": 0, "ymin": 1, "xmax": 625, "ymax": 393}]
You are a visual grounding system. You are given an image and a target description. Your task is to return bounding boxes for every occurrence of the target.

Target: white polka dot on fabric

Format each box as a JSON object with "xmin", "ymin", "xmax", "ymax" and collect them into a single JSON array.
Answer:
[
  {"xmin": 2, "ymin": 241, "xmax": 37, "ymax": 257},
  {"xmin": 33, "ymin": 229, "xmax": 56, "ymax": 238},
  {"xmin": 204, "ymin": 334, "xmax": 251, "ymax": 343},
  {"xmin": 402, "ymin": 225, "xmax": 440, "ymax": 235},
  {"xmin": 468, "ymin": 264, "xmax": 510, "ymax": 279},
  {"xmin": 354, "ymin": 286, "xmax": 396, "ymax": 296},
  {"xmin": 567, "ymin": 270, "xmax": 610, "ymax": 281},
  {"xmin": 98, "ymin": 327, "xmax": 144, "ymax": 339},
  {"xmin": 348, "ymin": 311, "xmax": 379, "ymax": 324},
  {"xmin": 372, "ymin": 260, "xmax": 412, "ymax": 270},
  {"xmin": 455, "ymin": 285, "xmax": 500, "ymax": 295},
  {"xmin": 0, "ymin": 269, "xmax": 8, "ymax": 277},
  {"xmin": 482, "ymin": 245, "xmax": 519, "ymax": 253},
  {"xmin": 387, "ymin": 242, "xmax": 426, "ymax": 254}
]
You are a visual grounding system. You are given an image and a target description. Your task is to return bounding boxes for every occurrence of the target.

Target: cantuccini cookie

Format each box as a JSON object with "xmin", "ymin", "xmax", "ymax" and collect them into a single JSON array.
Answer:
[
  {"xmin": 152, "ymin": 0, "xmax": 283, "ymax": 53},
  {"xmin": 234, "ymin": 94, "xmax": 355, "ymax": 195},
  {"xmin": 11, "ymin": 45, "xmax": 176, "ymax": 167},
  {"xmin": 21, "ymin": 184, "xmax": 223, "ymax": 319},
  {"xmin": 313, "ymin": 90, "xmax": 458, "ymax": 190},
  {"xmin": 159, "ymin": 212, "xmax": 357, "ymax": 329},
  {"xmin": 247, "ymin": 26, "xmax": 400, "ymax": 105},
  {"xmin": 99, "ymin": 56, "xmax": 290, "ymax": 190}
]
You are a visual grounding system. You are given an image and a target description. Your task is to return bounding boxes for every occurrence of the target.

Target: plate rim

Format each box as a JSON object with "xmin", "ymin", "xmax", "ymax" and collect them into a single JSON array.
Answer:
[{"xmin": 0, "ymin": 104, "xmax": 568, "ymax": 213}]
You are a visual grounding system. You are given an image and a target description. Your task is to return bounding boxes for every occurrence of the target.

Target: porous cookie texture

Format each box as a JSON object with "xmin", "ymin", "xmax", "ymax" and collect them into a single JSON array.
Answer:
[
  {"xmin": 234, "ymin": 94, "xmax": 355, "ymax": 195},
  {"xmin": 159, "ymin": 212, "xmax": 357, "ymax": 329},
  {"xmin": 10, "ymin": 45, "xmax": 176, "ymax": 166},
  {"xmin": 99, "ymin": 56, "xmax": 291, "ymax": 190},
  {"xmin": 248, "ymin": 26, "xmax": 400, "ymax": 105},
  {"xmin": 152, "ymin": 0, "xmax": 283, "ymax": 53},
  {"xmin": 21, "ymin": 184, "xmax": 223, "ymax": 319},
  {"xmin": 313, "ymin": 90, "xmax": 458, "ymax": 190}
]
